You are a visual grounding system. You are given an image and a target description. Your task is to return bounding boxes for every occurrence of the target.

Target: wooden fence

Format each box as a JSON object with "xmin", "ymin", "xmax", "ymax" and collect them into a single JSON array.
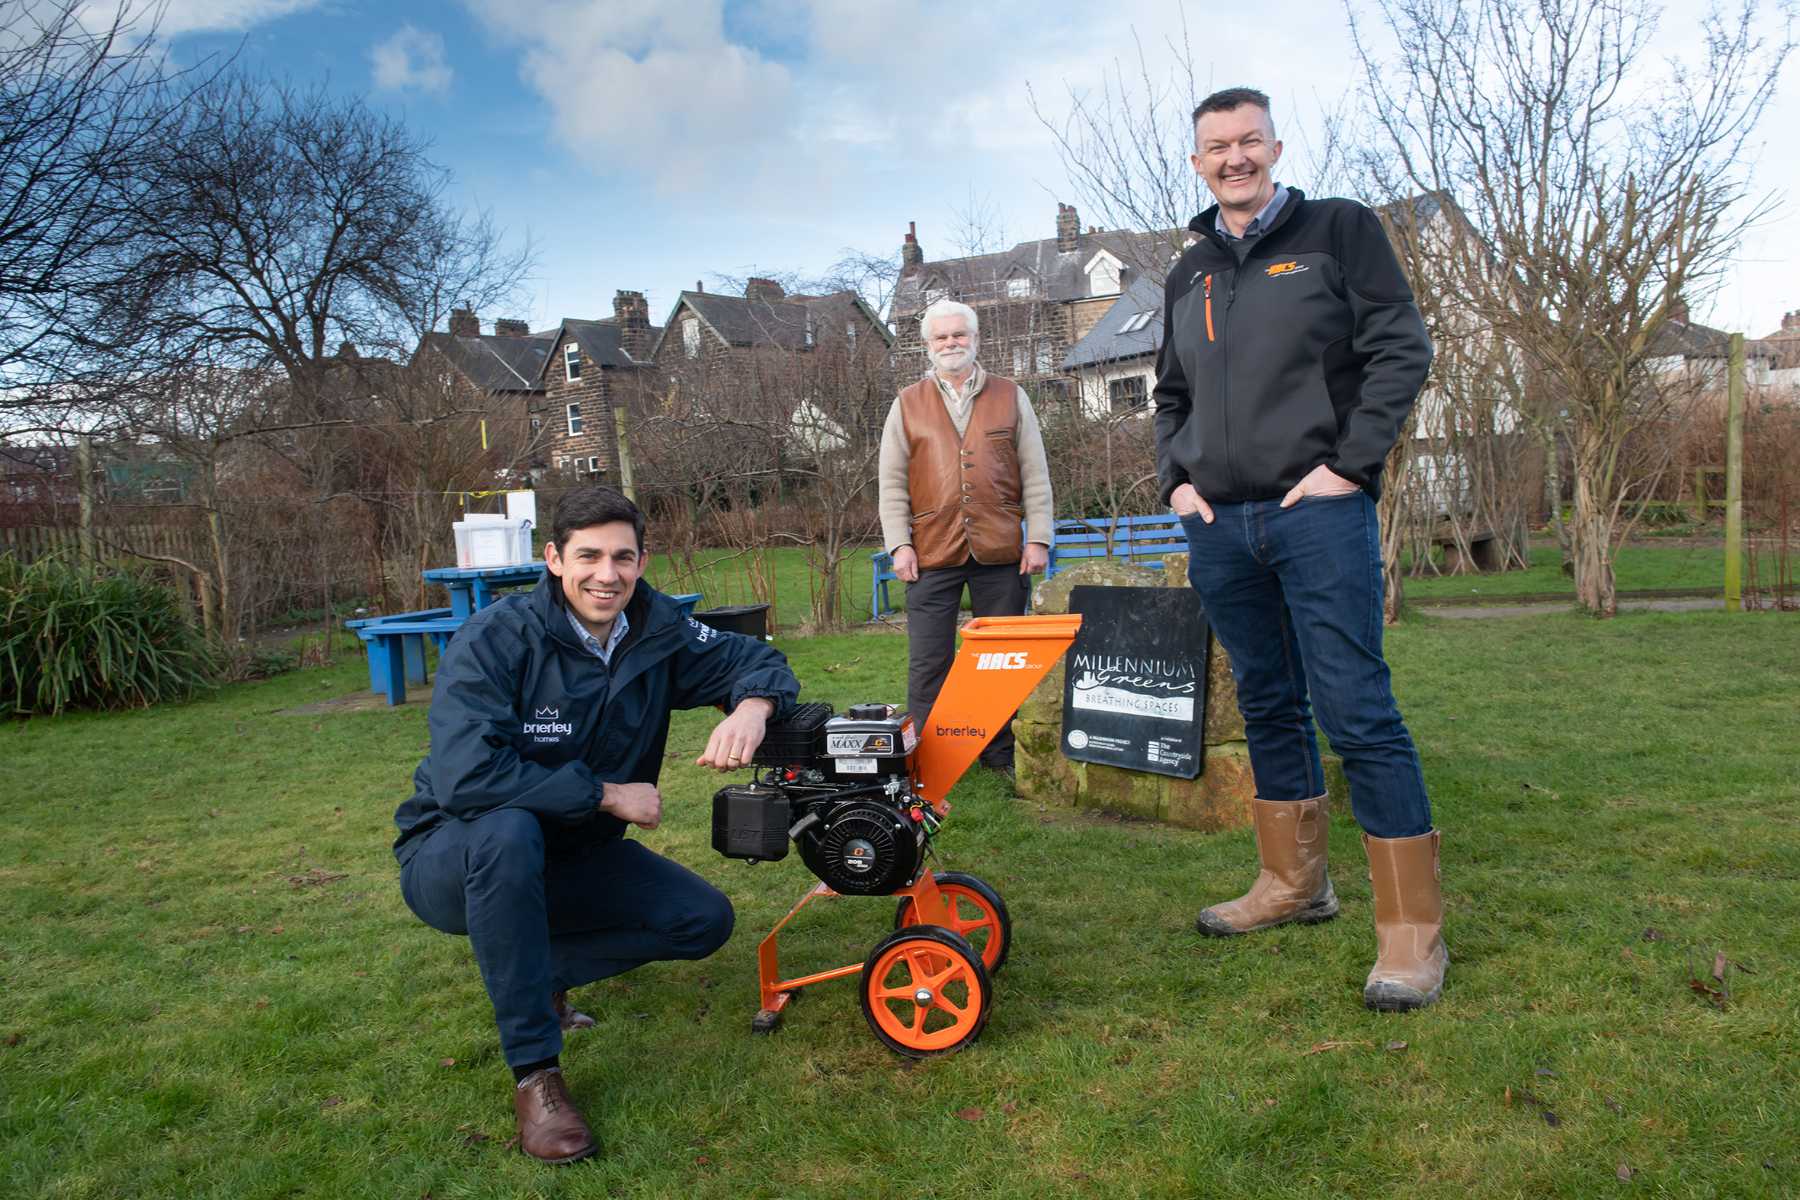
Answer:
[{"xmin": 0, "ymin": 523, "xmax": 205, "ymax": 566}]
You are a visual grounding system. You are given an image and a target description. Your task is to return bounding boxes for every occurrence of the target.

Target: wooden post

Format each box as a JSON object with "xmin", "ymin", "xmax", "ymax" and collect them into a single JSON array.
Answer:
[
  {"xmin": 1724, "ymin": 333, "xmax": 1744, "ymax": 613},
  {"xmin": 75, "ymin": 436, "xmax": 96, "ymax": 567},
  {"xmin": 613, "ymin": 405, "xmax": 636, "ymax": 503}
]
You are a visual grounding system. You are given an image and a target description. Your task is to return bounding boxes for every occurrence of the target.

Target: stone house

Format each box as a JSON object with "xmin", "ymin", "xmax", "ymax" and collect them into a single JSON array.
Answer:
[
  {"xmin": 889, "ymin": 205, "xmax": 1168, "ymax": 401},
  {"xmin": 412, "ymin": 294, "xmax": 662, "ymax": 483},
  {"xmin": 412, "ymin": 308, "xmax": 557, "ymax": 477},
  {"xmin": 648, "ymin": 277, "xmax": 892, "ymax": 433}
]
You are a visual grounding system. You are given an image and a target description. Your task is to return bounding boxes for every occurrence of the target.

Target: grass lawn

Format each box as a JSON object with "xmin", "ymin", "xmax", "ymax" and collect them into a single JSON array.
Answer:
[
  {"xmin": 1401, "ymin": 541, "xmax": 1743, "ymax": 601},
  {"xmin": 643, "ymin": 538, "xmax": 1762, "ymax": 619},
  {"xmin": 3, "ymin": 612, "xmax": 1798, "ymax": 1198}
]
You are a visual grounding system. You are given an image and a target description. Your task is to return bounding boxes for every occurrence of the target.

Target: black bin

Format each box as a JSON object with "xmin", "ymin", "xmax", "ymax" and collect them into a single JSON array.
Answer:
[{"xmin": 694, "ymin": 603, "xmax": 770, "ymax": 639}]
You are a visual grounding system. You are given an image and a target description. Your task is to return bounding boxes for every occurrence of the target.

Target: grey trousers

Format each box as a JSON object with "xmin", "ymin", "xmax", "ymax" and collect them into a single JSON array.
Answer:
[{"xmin": 905, "ymin": 557, "xmax": 1030, "ymax": 767}]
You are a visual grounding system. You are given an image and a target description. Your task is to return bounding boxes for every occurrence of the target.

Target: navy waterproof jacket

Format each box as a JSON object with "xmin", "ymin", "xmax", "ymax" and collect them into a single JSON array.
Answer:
[{"xmin": 392, "ymin": 573, "xmax": 799, "ymax": 863}]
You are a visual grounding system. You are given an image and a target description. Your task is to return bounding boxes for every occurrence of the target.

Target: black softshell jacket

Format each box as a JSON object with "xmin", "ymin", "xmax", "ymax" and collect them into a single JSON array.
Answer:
[
  {"xmin": 1153, "ymin": 190, "xmax": 1433, "ymax": 504},
  {"xmin": 392, "ymin": 574, "xmax": 799, "ymax": 863}
]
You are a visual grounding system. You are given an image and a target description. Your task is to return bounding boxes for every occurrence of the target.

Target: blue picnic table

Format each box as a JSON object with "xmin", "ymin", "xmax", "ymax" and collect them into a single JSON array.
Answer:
[
  {"xmin": 421, "ymin": 562, "xmax": 548, "ymax": 617},
  {"xmin": 348, "ymin": 563, "xmax": 702, "ymax": 706}
]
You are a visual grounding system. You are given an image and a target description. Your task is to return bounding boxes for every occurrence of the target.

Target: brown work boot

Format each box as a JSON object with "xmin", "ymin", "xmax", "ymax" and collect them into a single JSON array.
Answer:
[
  {"xmin": 513, "ymin": 1068, "xmax": 598, "ymax": 1164},
  {"xmin": 1363, "ymin": 830, "xmax": 1449, "ymax": 1012},
  {"xmin": 1195, "ymin": 795, "xmax": 1339, "ymax": 936},
  {"xmin": 552, "ymin": 990, "xmax": 595, "ymax": 1031}
]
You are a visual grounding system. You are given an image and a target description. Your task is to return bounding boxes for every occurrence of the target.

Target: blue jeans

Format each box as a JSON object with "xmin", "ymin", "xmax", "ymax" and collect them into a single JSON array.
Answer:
[
  {"xmin": 1179, "ymin": 492, "xmax": 1431, "ymax": 838},
  {"xmin": 400, "ymin": 809, "xmax": 735, "ymax": 1067}
]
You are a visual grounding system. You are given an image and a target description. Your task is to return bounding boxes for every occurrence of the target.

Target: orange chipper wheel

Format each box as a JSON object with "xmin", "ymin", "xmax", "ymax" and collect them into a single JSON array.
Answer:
[
  {"xmin": 894, "ymin": 871, "xmax": 1012, "ymax": 973},
  {"xmin": 859, "ymin": 925, "xmax": 992, "ymax": 1057},
  {"xmin": 910, "ymin": 614, "xmax": 1082, "ymax": 812}
]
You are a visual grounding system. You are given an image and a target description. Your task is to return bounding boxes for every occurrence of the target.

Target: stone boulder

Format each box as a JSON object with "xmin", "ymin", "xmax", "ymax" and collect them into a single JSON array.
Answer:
[{"xmin": 1014, "ymin": 555, "xmax": 1347, "ymax": 831}]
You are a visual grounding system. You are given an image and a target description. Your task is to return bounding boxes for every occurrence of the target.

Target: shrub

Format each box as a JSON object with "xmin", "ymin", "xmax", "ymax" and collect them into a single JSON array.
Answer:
[{"xmin": 0, "ymin": 555, "xmax": 216, "ymax": 717}]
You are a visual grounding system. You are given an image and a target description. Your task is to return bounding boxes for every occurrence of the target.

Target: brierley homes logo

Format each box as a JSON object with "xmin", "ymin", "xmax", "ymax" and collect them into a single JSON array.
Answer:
[{"xmin": 524, "ymin": 705, "xmax": 574, "ymax": 740}]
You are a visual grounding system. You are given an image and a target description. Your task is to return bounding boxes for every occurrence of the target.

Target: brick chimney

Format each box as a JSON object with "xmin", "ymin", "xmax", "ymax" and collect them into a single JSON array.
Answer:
[
  {"xmin": 745, "ymin": 277, "xmax": 785, "ymax": 302},
  {"xmin": 494, "ymin": 318, "xmax": 530, "ymax": 337},
  {"xmin": 1784, "ymin": 310, "xmax": 1800, "ymax": 332},
  {"xmin": 613, "ymin": 289, "xmax": 651, "ymax": 357},
  {"xmin": 901, "ymin": 221, "xmax": 924, "ymax": 273},
  {"xmin": 337, "ymin": 341, "xmax": 358, "ymax": 359},
  {"xmin": 1056, "ymin": 203, "xmax": 1079, "ymax": 252},
  {"xmin": 1669, "ymin": 296, "xmax": 1690, "ymax": 324},
  {"xmin": 448, "ymin": 307, "xmax": 479, "ymax": 337}
]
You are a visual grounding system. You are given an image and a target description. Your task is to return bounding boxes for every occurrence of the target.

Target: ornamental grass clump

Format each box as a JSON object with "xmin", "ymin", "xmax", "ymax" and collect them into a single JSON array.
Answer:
[{"xmin": 0, "ymin": 554, "xmax": 215, "ymax": 717}]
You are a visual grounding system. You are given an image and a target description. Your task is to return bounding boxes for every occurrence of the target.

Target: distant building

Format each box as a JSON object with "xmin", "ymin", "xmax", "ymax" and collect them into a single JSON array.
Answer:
[{"xmin": 889, "ymin": 205, "xmax": 1169, "ymax": 400}]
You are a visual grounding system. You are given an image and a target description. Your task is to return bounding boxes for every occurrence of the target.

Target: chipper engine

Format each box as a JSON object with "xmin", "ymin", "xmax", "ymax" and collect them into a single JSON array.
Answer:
[{"xmin": 710, "ymin": 614, "xmax": 1079, "ymax": 1057}]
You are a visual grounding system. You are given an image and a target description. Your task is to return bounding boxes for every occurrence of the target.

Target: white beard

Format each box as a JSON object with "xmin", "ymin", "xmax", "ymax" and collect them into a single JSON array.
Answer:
[{"xmin": 930, "ymin": 345, "xmax": 975, "ymax": 374}]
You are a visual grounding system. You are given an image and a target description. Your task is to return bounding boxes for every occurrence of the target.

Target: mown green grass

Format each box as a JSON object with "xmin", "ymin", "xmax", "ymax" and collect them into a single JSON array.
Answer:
[
  {"xmin": 644, "ymin": 538, "xmax": 1759, "ymax": 618},
  {"xmin": 1401, "ymin": 541, "xmax": 1746, "ymax": 600},
  {"xmin": 3, "ymin": 612, "xmax": 1797, "ymax": 1198}
]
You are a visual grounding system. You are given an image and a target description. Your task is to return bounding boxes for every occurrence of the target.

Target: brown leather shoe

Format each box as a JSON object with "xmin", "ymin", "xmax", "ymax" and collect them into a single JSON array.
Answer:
[
  {"xmin": 1363, "ymin": 829, "xmax": 1449, "ymax": 1011},
  {"xmin": 513, "ymin": 1068, "xmax": 597, "ymax": 1164},
  {"xmin": 1195, "ymin": 795, "xmax": 1339, "ymax": 936},
  {"xmin": 553, "ymin": 990, "xmax": 595, "ymax": 1031}
]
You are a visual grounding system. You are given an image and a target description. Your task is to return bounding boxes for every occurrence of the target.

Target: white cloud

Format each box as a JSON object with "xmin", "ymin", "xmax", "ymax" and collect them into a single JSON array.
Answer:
[
  {"xmin": 370, "ymin": 25, "xmax": 453, "ymax": 95},
  {"xmin": 110, "ymin": 0, "xmax": 323, "ymax": 37},
  {"xmin": 462, "ymin": 0, "xmax": 793, "ymax": 192}
]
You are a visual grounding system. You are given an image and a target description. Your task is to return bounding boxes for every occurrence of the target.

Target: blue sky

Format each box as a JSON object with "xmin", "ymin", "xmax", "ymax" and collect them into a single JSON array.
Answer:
[{"xmin": 143, "ymin": 0, "xmax": 1797, "ymax": 340}]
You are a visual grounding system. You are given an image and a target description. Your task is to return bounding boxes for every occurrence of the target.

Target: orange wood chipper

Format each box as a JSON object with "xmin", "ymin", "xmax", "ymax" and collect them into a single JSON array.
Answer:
[{"xmin": 710, "ymin": 614, "xmax": 1080, "ymax": 1057}]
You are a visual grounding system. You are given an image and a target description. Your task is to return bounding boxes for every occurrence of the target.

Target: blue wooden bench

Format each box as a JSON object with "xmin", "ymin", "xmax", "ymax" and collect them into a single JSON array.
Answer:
[
  {"xmin": 1045, "ymin": 514, "xmax": 1189, "ymax": 579},
  {"xmin": 868, "ymin": 517, "xmax": 1190, "ymax": 617}
]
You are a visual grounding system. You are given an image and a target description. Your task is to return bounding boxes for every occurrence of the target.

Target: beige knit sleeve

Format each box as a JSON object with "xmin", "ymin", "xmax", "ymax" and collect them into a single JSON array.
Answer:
[
  {"xmin": 1014, "ymin": 386, "xmax": 1055, "ymax": 546},
  {"xmin": 877, "ymin": 397, "xmax": 914, "ymax": 553}
]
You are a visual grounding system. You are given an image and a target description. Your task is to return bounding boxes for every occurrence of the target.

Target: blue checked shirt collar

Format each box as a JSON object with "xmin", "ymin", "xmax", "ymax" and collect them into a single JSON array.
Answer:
[
  {"xmin": 1216, "ymin": 183, "xmax": 1289, "ymax": 241},
  {"xmin": 566, "ymin": 607, "xmax": 629, "ymax": 665}
]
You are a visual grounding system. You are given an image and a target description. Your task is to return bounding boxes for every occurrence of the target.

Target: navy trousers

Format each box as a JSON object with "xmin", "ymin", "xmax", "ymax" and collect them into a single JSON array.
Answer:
[
  {"xmin": 400, "ymin": 808, "xmax": 734, "ymax": 1067},
  {"xmin": 1179, "ymin": 492, "xmax": 1432, "ymax": 838}
]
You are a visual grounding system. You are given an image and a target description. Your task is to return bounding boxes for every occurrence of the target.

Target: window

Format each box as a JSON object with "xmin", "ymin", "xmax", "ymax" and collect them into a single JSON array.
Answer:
[
  {"xmin": 1108, "ymin": 375, "xmax": 1149, "ymax": 413},
  {"xmin": 529, "ymin": 416, "xmax": 542, "ymax": 434},
  {"xmin": 1035, "ymin": 342, "xmax": 1055, "ymax": 374},
  {"xmin": 803, "ymin": 313, "xmax": 815, "ymax": 349},
  {"xmin": 1119, "ymin": 309, "xmax": 1157, "ymax": 334},
  {"xmin": 564, "ymin": 342, "xmax": 581, "ymax": 381},
  {"xmin": 922, "ymin": 278, "xmax": 947, "ymax": 304},
  {"xmin": 682, "ymin": 316, "xmax": 701, "ymax": 358},
  {"xmin": 1085, "ymin": 253, "xmax": 1121, "ymax": 296},
  {"xmin": 1007, "ymin": 275, "xmax": 1032, "ymax": 299},
  {"xmin": 556, "ymin": 456, "xmax": 568, "ymax": 470},
  {"xmin": 846, "ymin": 323, "xmax": 857, "ymax": 352},
  {"xmin": 1012, "ymin": 343, "xmax": 1030, "ymax": 376},
  {"xmin": 566, "ymin": 403, "xmax": 582, "ymax": 436},
  {"xmin": 587, "ymin": 456, "xmax": 601, "ymax": 474}
]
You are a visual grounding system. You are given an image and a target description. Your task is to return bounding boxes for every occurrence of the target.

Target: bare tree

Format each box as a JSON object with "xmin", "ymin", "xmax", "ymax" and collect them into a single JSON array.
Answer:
[
  {"xmin": 1348, "ymin": 0, "xmax": 1792, "ymax": 614},
  {"xmin": 1028, "ymin": 16, "xmax": 1352, "ymax": 287},
  {"xmin": 100, "ymin": 73, "xmax": 530, "ymax": 399},
  {"xmin": 0, "ymin": 1, "xmax": 196, "ymax": 435}
]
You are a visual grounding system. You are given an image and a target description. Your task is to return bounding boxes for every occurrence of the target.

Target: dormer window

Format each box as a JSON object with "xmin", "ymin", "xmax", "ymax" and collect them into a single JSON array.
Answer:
[
  {"xmin": 1085, "ymin": 252, "xmax": 1121, "ymax": 297},
  {"xmin": 682, "ymin": 316, "xmax": 701, "ymax": 358},
  {"xmin": 922, "ymin": 278, "xmax": 948, "ymax": 304},
  {"xmin": 564, "ymin": 342, "xmax": 581, "ymax": 381},
  {"xmin": 1007, "ymin": 275, "xmax": 1032, "ymax": 299}
]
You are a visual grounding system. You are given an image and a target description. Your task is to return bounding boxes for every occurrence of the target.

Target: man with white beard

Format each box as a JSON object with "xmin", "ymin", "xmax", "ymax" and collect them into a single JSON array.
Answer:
[{"xmin": 877, "ymin": 298, "xmax": 1054, "ymax": 776}]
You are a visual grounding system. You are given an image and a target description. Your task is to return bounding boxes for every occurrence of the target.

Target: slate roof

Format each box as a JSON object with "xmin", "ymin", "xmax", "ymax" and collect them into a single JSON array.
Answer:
[
  {"xmin": 418, "ymin": 330, "xmax": 557, "ymax": 393},
  {"xmin": 653, "ymin": 289, "xmax": 890, "ymax": 357},
  {"xmin": 559, "ymin": 319, "xmax": 662, "ymax": 369},
  {"xmin": 892, "ymin": 229, "xmax": 1170, "ymax": 319},
  {"xmin": 1649, "ymin": 318, "xmax": 1734, "ymax": 360},
  {"xmin": 1061, "ymin": 273, "xmax": 1165, "ymax": 370}
]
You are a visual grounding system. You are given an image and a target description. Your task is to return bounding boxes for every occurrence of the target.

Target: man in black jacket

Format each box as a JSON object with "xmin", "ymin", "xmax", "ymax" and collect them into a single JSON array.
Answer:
[
  {"xmin": 394, "ymin": 487, "xmax": 798, "ymax": 1163},
  {"xmin": 1155, "ymin": 87, "xmax": 1446, "ymax": 1012}
]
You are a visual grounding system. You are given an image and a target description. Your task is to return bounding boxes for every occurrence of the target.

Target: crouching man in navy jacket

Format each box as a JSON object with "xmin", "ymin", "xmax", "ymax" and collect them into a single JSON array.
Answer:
[{"xmin": 393, "ymin": 486, "xmax": 797, "ymax": 1164}]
